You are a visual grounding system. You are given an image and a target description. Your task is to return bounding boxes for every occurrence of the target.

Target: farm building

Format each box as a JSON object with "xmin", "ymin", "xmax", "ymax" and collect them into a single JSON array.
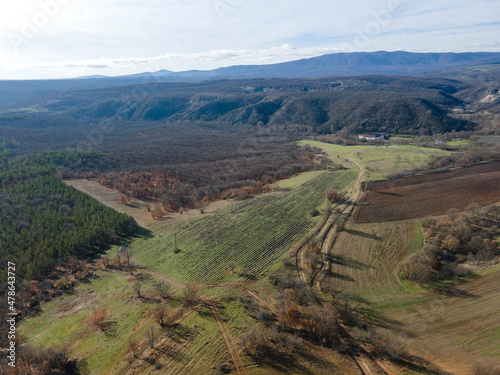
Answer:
[{"xmin": 358, "ymin": 133, "xmax": 388, "ymax": 140}]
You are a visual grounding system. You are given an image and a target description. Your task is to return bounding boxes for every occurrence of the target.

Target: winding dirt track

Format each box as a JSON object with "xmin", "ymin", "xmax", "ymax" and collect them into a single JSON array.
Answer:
[
  {"xmin": 312, "ymin": 155, "xmax": 364, "ymax": 292},
  {"xmin": 294, "ymin": 152, "xmax": 398, "ymax": 375},
  {"xmin": 116, "ymin": 153, "xmax": 392, "ymax": 375}
]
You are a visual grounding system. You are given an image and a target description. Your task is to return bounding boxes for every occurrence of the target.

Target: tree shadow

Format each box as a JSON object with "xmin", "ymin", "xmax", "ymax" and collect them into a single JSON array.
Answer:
[
  {"xmin": 395, "ymin": 355, "xmax": 452, "ymax": 375},
  {"xmin": 431, "ymin": 285, "xmax": 479, "ymax": 299},
  {"xmin": 197, "ymin": 308, "xmax": 213, "ymax": 318},
  {"xmin": 327, "ymin": 271, "xmax": 355, "ymax": 282},
  {"xmin": 170, "ymin": 324, "xmax": 192, "ymax": 340},
  {"xmin": 134, "ymin": 227, "xmax": 154, "ymax": 239},
  {"xmin": 257, "ymin": 352, "xmax": 316, "ymax": 375},
  {"xmin": 238, "ymin": 273, "xmax": 257, "ymax": 281},
  {"xmin": 354, "ymin": 306, "xmax": 404, "ymax": 330},
  {"xmin": 344, "ymin": 229, "xmax": 382, "ymax": 241},
  {"xmin": 376, "ymin": 191, "xmax": 402, "ymax": 197},
  {"xmin": 330, "ymin": 254, "xmax": 371, "ymax": 270}
]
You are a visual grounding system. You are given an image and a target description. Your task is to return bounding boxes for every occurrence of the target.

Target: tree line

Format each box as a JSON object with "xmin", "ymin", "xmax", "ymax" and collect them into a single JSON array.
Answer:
[
  {"xmin": 0, "ymin": 149, "xmax": 137, "ymax": 282},
  {"xmin": 404, "ymin": 204, "xmax": 499, "ymax": 285}
]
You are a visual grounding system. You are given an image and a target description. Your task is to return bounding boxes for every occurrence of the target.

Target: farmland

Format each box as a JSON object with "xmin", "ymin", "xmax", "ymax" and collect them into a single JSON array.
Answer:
[
  {"xmin": 273, "ymin": 170, "xmax": 325, "ymax": 189},
  {"xmin": 356, "ymin": 161, "xmax": 500, "ymax": 223},
  {"xmin": 385, "ymin": 266, "xmax": 500, "ymax": 374},
  {"xmin": 299, "ymin": 139, "xmax": 450, "ymax": 181},
  {"xmin": 323, "ymin": 216, "xmax": 500, "ymax": 373},
  {"xmin": 301, "ymin": 140, "xmax": 500, "ymax": 373},
  {"xmin": 131, "ymin": 170, "xmax": 358, "ymax": 283},
  {"xmin": 19, "ymin": 265, "xmax": 254, "ymax": 375},
  {"xmin": 64, "ymin": 178, "xmax": 228, "ymax": 230},
  {"xmin": 17, "ymin": 138, "xmax": 500, "ymax": 375}
]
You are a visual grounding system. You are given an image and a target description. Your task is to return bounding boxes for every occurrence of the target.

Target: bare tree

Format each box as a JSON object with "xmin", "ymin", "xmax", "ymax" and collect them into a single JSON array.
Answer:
[
  {"xmin": 122, "ymin": 246, "xmax": 133, "ymax": 266},
  {"xmin": 473, "ymin": 363, "xmax": 500, "ymax": 375},
  {"xmin": 145, "ymin": 327, "xmax": 157, "ymax": 349},
  {"xmin": 447, "ymin": 208, "xmax": 460, "ymax": 223},
  {"xmin": 325, "ymin": 189, "xmax": 340, "ymax": 203},
  {"xmin": 133, "ymin": 281, "xmax": 142, "ymax": 299},
  {"xmin": 154, "ymin": 302, "xmax": 167, "ymax": 327},
  {"xmin": 181, "ymin": 283, "xmax": 200, "ymax": 309},
  {"xmin": 90, "ymin": 308, "xmax": 107, "ymax": 331},
  {"xmin": 154, "ymin": 282, "xmax": 172, "ymax": 300},
  {"xmin": 153, "ymin": 302, "xmax": 181, "ymax": 328},
  {"xmin": 119, "ymin": 193, "xmax": 130, "ymax": 205},
  {"xmin": 128, "ymin": 339, "xmax": 139, "ymax": 358}
]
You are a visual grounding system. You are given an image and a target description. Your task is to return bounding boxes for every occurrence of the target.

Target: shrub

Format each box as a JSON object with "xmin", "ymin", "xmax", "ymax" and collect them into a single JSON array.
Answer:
[{"xmin": 218, "ymin": 363, "xmax": 233, "ymax": 374}]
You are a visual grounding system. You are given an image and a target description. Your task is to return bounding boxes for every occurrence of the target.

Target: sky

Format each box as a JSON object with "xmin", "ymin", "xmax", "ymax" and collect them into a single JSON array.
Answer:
[{"xmin": 0, "ymin": 0, "xmax": 499, "ymax": 80}]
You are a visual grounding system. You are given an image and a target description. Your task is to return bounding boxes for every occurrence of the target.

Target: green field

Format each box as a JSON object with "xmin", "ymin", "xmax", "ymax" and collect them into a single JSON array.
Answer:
[
  {"xmin": 274, "ymin": 170, "xmax": 325, "ymax": 189},
  {"xmin": 21, "ymin": 269, "xmax": 159, "ymax": 374},
  {"xmin": 447, "ymin": 139, "xmax": 471, "ymax": 146},
  {"xmin": 300, "ymin": 140, "xmax": 450, "ymax": 181},
  {"xmin": 132, "ymin": 170, "xmax": 358, "ymax": 283},
  {"xmin": 20, "ymin": 267, "xmax": 260, "ymax": 375}
]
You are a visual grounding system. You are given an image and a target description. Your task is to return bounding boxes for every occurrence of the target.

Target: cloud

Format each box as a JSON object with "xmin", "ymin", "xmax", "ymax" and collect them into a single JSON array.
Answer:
[
  {"xmin": 2, "ymin": 44, "xmax": 345, "ymax": 72},
  {"xmin": 1, "ymin": 0, "xmax": 499, "ymax": 79}
]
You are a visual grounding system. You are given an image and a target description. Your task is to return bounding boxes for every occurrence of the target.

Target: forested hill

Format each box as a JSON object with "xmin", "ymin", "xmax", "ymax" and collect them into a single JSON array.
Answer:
[
  {"xmin": 1, "ymin": 75, "xmax": 473, "ymax": 138},
  {"xmin": 0, "ymin": 148, "xmax": 137, "ymax": 281}
]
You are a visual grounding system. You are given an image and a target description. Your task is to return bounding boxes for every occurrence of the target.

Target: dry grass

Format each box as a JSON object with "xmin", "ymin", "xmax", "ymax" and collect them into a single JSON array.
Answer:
[
  {"xmin": 64, "ymin": 179, "xmax": 227, "ymax": 229},
  {"xmin": 385, "ymin": 266, "xmax": 500, "ymax": 374},
  {"xmin": 326, "ymin": 216, "xmax": 500, "ymax": 374}
]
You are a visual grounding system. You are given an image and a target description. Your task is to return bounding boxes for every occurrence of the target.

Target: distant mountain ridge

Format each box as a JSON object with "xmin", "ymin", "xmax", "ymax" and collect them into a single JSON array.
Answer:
[{"xmin": 1, "ymin": 51, "xmax": 500, "ymax": 108}]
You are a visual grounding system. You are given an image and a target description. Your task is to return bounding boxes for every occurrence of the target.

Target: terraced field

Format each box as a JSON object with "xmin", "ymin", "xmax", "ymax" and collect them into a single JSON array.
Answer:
[{"xmin": 131, "ymin": 170, "xmax": 358, "ymax": 283}]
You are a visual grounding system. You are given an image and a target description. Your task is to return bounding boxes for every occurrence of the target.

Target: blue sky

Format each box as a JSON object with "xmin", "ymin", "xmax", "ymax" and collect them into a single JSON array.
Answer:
[{"xmin": 1, "ymin": 0, "xmax": 499, "ymax": 79}]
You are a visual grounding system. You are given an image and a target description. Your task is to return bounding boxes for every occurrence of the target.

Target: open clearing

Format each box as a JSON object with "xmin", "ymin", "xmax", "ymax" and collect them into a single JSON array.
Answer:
[
  {"xmin": 273, "ymin": 170, "xmax": 325, "ymax": 189},
  {"xmin": 299, "ymin": 140, "xmax": 450, "ymax": 181},
  {"xmin": 131, "ymin": 170, "xmax": 358, "ymax": 284},
  {"xmin": 64, "ymin": 178, "xmax": 227, "ymax": 229},
  {"xmin": 356, "ymin": 161, "xmax": 500, "ymax": 223}
]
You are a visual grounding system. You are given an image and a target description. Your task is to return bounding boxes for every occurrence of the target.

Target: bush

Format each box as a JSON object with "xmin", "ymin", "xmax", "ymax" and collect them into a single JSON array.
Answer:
[
  {"xmin": 368, "ymin": 328, "xmax": 407, "ymax": 360},
  {"xmin": 218, "ymin": 363, "xmax": 233, "ymax": 374},
  {"xmin": 473, "ymin": 363, "xmax": 500, "ymax": 375},
  {"xmin": 239, "ymin": 326, "xmax": 304, "ymax": 359}
]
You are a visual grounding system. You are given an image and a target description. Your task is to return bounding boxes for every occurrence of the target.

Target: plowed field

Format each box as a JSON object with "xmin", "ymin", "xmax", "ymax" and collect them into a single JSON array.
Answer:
[{"xmin": 356, "ymin": 162, "xmax": 500, "ymax": 223}]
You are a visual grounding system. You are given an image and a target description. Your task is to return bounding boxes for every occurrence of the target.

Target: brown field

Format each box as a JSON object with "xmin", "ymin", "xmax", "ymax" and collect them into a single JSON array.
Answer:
[{"xmin": 356, "ymin": 162, "xmax": 500, "ymax": 223}]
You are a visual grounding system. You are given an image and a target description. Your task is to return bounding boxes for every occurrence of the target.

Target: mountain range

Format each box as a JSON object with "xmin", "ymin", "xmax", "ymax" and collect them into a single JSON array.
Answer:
[{"xmin": 1, "ymin": 51, "xmax": 500, "ymax": 109}]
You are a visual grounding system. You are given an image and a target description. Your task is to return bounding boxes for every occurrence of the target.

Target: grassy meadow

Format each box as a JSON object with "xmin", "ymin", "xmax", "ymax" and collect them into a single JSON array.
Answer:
[{"xmin": 300, "ymin": 140, "xmax": 450, "ymax": 181}]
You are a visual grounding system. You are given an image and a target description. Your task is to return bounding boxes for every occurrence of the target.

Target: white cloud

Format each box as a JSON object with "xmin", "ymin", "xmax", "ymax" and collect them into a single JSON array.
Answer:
[
  {"xmin": 0, "ymin": 0, "xmax": 499, "ymax": 79},
  {"xmin": 2, "ymin": 44, "xmax": 345, "ymax": 73}
]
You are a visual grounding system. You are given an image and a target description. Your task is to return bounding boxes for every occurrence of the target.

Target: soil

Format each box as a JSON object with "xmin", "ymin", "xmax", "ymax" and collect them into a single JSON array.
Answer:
[{"xmin": 356, "ymin": 162, "xmax": 500, "ymax": 223}]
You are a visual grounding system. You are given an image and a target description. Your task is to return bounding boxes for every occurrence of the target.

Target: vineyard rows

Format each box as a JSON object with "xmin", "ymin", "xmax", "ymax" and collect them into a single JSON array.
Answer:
[{"xmin": 133, "ymin": 170, "xmax": 358, "ymax": 283}]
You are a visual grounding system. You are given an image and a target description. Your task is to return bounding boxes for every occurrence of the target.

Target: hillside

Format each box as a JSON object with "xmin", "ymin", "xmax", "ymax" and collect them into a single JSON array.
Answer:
[
  {"xmin": 0, "ymin": 75, "xmax": 475, "ymax": 154},
  {"xmin": 1, "ymin": 51, "xmax": 499, "ymax": 109}
]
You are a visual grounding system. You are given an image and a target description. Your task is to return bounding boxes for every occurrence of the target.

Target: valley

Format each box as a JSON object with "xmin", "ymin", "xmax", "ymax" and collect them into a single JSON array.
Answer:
[
  {"xmin": 1, "ymin": 51, "xmax": 499, "ymax": 375},
  {"xmin": 15, "ymin": 137, "xmax": 499, "ymax": 374}
]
